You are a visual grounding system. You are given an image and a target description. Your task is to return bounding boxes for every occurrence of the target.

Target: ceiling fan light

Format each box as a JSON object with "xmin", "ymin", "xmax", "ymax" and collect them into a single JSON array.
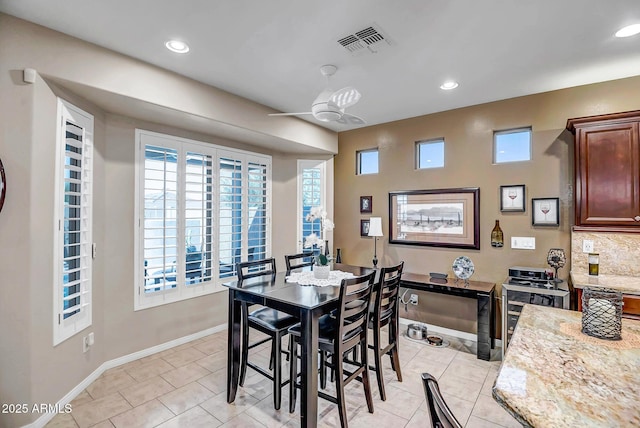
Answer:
[
  {"xmin": 440, "ymin": 81, "xmax": 459, "ymax": 90},
  {"xmin": 315, "ymin": 111, "xmax": 343, "ymax": 122},
  {"xmin": 615, "ymin": 24, "xmax": 640, "ymax": 38},
  {"xmin": 165, "ymin": 40, "xmax": 190, "ymax": 53}
]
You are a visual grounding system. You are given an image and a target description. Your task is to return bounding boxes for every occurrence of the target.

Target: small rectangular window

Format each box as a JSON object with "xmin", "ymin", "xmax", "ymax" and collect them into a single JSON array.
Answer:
[
  {"xmin": 357, "ymin": 149, "xmax": 378, "ymax": 175},
  {"xmin": 416, "ymin": 139, "xmax": 445, "ymax": 169},
  {"xmin": 494, "ymin": 128, "xmax": 531, "ymax": 163}
]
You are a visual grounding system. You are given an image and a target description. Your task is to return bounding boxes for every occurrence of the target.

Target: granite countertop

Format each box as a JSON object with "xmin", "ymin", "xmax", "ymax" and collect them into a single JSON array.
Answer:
[
  {"xmin": 571, "ymin": 271, "xmax": 640, "ymax": 295},
  {"xmin": 493, "ymin": 305, "xmax": 640, "ymax": 427}
]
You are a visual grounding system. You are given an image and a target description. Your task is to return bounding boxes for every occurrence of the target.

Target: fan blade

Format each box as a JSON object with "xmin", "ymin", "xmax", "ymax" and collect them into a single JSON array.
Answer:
[
  {"xmin": 336, "ymin": 113, "xmax": 366, "ymax": 125},
  {"xmin": 330, "ymin": 87, "xmax": 361, "ymax": 109},
  {"xmin": 268, "ymin": 112, "xmax": 313, "ymax": 117}
]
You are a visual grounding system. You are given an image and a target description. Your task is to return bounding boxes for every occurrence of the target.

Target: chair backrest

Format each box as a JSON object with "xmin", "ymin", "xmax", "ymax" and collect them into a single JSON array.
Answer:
[
  {"xmin": 335, "ymin": 271, "xmax": 375, "ymax": 350},
  {"xmin": 284, "ymin": 252, "xmax": 315, "ymax": 273},
  {"xmin": 371, "ymin": 261, "xmax": 404, "ymax": 326},
  {"xmin": 236, "ymin": 258, "xmax": 277, "ymax": 283},
  {"xmin": 421, "ymin": 373, "xmax": 463, "ymax": 428}
]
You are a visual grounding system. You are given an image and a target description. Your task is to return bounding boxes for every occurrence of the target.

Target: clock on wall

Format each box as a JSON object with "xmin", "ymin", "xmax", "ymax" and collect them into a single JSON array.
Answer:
[{"xmin": 0, "ymin": 157, "xmax": 5, "ymax": 213}]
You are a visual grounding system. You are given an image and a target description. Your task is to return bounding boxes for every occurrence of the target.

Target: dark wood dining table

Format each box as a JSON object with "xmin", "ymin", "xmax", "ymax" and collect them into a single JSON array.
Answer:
[{"xmin": 223, "ymin": 263, "xmax": 373, "ymax": 427}]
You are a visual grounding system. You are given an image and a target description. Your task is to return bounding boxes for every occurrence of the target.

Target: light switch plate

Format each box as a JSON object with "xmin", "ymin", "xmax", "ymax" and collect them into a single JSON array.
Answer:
[{"xmin": 511, "ymin": 237, "xmax": 536, "ymax": 249}]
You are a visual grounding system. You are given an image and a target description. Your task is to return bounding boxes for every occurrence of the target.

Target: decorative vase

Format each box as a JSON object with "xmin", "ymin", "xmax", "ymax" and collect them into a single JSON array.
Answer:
[
  {"xmin": 491, "ymin": 220, "xmax": 504, "ymax": 247},
  {"xmin": 314, "ymin": 264, "xmax": 330, "ymax": 279},
  {"xmin": 324, "ymin": 240, "xmax": 330, "ymax": 257},
  {"xmin": 335, "ymin": 248, "xmax": 342, "ymax": 263}
]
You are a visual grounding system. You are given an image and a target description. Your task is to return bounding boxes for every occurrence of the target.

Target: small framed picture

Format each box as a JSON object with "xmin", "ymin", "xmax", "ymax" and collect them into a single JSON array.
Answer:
[
  {"xmin": 360, "ymin": 196, "xmax": 372, "ymax": 213},
  {"xmin": 360, "ymin": 219, "xmax": 370, "ymax": 237},
  {"xmin": 532, "ymin": 198, "xmax": 560, "ymax": 226},
  {"xmin": 500, "ymin": 185, "xmax": 525, "ymax": 212}
]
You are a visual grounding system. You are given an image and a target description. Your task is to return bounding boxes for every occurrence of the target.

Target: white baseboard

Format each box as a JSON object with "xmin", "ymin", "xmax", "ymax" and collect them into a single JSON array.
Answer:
[
  {"xmin": 25, "ymin": 323, "xmax": 227, "ymax": 428},
  {"xmin": 399, "ymin": 317, "xmax": 503, "ymax": 348}
]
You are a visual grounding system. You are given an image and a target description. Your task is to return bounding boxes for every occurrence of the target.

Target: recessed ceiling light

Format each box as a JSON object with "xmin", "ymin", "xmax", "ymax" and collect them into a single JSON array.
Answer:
[
  {"xmin": 440, "ymin": 81, "xmax": 459, "ymax": 90},
  {"xmin": 165, "ymin": 40, "xmax": 190, "ymax": 53},
  {"xmin": 615, "ymin": 24, "xmax": 640, "ymax": 38}
]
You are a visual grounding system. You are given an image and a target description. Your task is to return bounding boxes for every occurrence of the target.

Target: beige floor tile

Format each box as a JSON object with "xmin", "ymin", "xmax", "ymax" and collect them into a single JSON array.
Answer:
[
  {"xmin": 158, "ymin": 381, "xmax": 215, "ymax": 415},
  {"xmin": 197, "ymin": 370, "xmax": 227, "ymax": 395},
  {"xmin": 44, "ymin": 412, "xmax": 79, "ymax": 428},
  {"xmin": 125, "ymin": 358, "xmax": 175, "ymax": 383},
  {"xmin": 156, "ymin": 406, "xmax": 223, "ymax": 428},
  {"xmin": 138, "ymin": 347, "xmax": 177, "ymax": 364},
  {"xmin": 443, "ymin": 359, "xmax": 490, "ymax": 384},
  {"xmin": 195, "ymin": 350, "xmax": 228, "ymax": 372},
  {"xmin": 404, "ymin": 406, "xmax": 431, "ymax": 427},
  {"xmin": 200, "ymin": 391, "xmax": 260, "ymax": 423},
  {"xmin": 219, "ymin": 412, "xmax": 267, "ymax": 427},
  {"xmin": 194, "ymin": 337, "xmax": 227, "ymax": 355},
  {"xmin": 465, "ymin": 415, "xmax": 507, "ymax": 428},
  {"xmin": 119, "ymin": 376, "xmax": 176, "ymax": 407},
  {"xmin": 163, "ymin": 347, "xmax": 208, "ymax": 368},
  {"xmin": 370, "ymin": 382, "xmax": 422, "ymax": 418},
  {"xmin": 470, "ymin": 394, "xmax": 522, "ymax": 428},
  {"xmin": 110, "ymin": 399, "xmax": 174, "ymax": 428},
  {"xmin": 70, "ymin": 390, "xmax": 93, "ymax": 407},
  {"xmin": 437, "ymin": 371, "xmax": 484, "ymax": 402},
  {"xmin": 244, "ymin": 394, "xmax": 294, "ymax": 428},
  {"xmin": 161, "ymin": 361, "xmax": 211, "ymax": 388},
  {"xmin": 347, "ymin": 406, "xmax": 409, "ymax": 428},
  {"xmin": 70, "ymin": 393, "xmax": 132, "ymax": 428},
  {"xmin": 86, "ymin": 371, "xmax": 138, "ymax": 399},
  {"xmin": 90, "ymin": 421, "xmax": 115, "ymax": 428},
  {"xmin": 441, "ymin": 393, "xmax": 475, "ymax": 425}
]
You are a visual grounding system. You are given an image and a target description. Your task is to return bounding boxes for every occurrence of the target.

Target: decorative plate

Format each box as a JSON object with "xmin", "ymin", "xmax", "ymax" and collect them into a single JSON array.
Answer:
[{"xmin": 452, "ymin": 256, "xmax": 474, "ymax": 280}]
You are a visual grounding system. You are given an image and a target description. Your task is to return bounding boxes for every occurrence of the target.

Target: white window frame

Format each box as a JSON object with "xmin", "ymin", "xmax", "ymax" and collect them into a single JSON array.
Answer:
[
  {"xmin": 416, "ymin": 139, "xmax": 445, "ymax": 169},
  {"xmin": 53, "ymin": 99, "xmax": 94, "ymax": 345},
  {"xmin": 134, "ymin": 130, "xmax": 272, "ymax": 310},
  {"xmin": 493, "ymin": 127, "xmax": 532, "ymax": 164},
  {"xmin": 296, "ymin": 160, "xmax": 327, "ymax": 252},
  {"xmin": 356, "ymin": 148, "xmax": 379, "ymax": 175}
]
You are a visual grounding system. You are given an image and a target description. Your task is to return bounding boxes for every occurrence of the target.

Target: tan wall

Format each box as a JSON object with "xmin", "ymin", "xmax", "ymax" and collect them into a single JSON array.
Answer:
[
  {"xmin": 335, "ymin": 75, "xmax": 640, "ymax": 334},
  {"xmin": 0, "ymin": 13, "xmax": 333, "ymax": 427}
]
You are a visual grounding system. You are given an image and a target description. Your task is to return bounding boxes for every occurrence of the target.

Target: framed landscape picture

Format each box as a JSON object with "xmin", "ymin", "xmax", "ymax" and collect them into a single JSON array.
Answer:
[{"xmin": 389, "ymin": 187, "xmax": 480, "ymax": 250}]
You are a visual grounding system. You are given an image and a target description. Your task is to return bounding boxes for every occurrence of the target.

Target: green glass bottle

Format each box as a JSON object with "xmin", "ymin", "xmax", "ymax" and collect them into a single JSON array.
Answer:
[{"xmin": 491, "ymin": 220, "xmax": 504, "ymax": 247}]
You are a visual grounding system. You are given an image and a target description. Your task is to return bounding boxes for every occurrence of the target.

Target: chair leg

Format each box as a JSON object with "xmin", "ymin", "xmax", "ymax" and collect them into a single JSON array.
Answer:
[
  {"xmin": 390, "ymin": 318, "xmax": 403, "ymax": 382},
  {"xmin": 335, "ymin": 350, "xmax": 348, "ymax": 428},
  {"xmin": 273, "ymin": 333, "xmax": 282, "ymax": 410},
  {"xmin": 319, "ymin": 351, "xmax": 327, "ymax": 389},
  {"xmin": 372, "ymin": 326, "xmax": 386, "ymax": 401},
  {"xmin": 239, "ymin": 306, "xmax": 249, "ymax": 386},
  {"xmin": 360, "ymin": 339, "xmax": 374, "ymax": 414},
  {"xmin": 288, "ymin": 337, "xmax": 297, "ymax": 414}
]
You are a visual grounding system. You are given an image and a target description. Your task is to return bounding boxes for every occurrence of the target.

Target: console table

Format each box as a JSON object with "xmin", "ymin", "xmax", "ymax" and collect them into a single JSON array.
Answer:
[{"xmin": 400, "ymin": 273, "xmax": 495, "ymax": 360}]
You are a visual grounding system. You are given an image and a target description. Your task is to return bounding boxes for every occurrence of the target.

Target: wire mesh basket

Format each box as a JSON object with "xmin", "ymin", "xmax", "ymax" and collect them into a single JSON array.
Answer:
[{"xmin": 581, "ymin": 287, "xmax": 623, "ymax": 340}]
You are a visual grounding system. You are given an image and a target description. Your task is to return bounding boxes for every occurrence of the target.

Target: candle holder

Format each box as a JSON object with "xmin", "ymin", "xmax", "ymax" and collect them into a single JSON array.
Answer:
[{"xmin": 581, "ymin": 287, "xmax": 623, "ymax": 340}]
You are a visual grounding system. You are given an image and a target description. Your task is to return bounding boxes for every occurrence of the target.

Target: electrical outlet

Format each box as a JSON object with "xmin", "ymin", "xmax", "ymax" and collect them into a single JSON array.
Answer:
[
  {"xmin": 409, "ymin": 294, "xmax": 418, "ymax": 305},
  {"xmin": 83, "ymin": 335, "xmax": 90, "ymax": 353},
  {"xmin": 583, "ymin": 240, "xmax": 594, "ymax": 253}
]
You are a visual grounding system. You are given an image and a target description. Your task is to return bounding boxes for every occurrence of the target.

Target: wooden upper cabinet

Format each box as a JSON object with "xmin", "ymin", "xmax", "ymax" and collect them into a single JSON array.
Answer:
[{"xmin": 567, "ymin": 111, "xmax": 640, "ymax": 231}]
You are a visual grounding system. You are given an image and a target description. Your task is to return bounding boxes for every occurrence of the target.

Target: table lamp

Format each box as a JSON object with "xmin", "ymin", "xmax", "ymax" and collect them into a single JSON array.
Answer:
[{"xmin": 368, "ymin": 217, "xmax": 383, "ymax": 268}]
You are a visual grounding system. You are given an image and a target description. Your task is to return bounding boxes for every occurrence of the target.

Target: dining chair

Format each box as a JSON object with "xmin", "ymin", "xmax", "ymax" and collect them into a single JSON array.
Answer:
[
  {"xmin": 288, "ymin": 271, "xmax": 376, "ymax": 427},
  {"xmin": 421, "ymin": 373, "xmax": 463, "ymax": 428},
  {"xmin": 368, "ymin": 261, "xmax": 404, "ymax": 401},
  {"xmin": 236, "ymin": 258, "xmax": 298, "ymax": 410},
  {"xmin": 284, "ymin": 252, "xmax": 315, "ymax": 274}
]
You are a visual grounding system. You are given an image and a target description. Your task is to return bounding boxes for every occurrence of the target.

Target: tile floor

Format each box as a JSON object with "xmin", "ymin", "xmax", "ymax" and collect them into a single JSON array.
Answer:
[{"xmin": 46, "ymin": 328, "xmax": 521, "ymax": 427}]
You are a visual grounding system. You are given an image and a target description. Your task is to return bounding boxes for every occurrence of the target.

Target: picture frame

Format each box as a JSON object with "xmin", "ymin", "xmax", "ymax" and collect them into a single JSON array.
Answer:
[
  {"xmin": 0, "ymin": 157, "xmax": 5, "ymax": 213},
  {"xmin": 531, "ymin": 197, "xmax": 560, "ymax": 226},
  {"xmin": 360, "ymin": 196, "xmax": 372, "ymax": 213},
  {"xmin": 360, "ymin": 219, "xmax": 370, "ymax": 237},
  {"xmin": 389, "ymin": 187, "xmax": 480, "ymax": 250},
  {"xmin": 500, "ymin": 184, "xmax": 525, "ymax": 212}
]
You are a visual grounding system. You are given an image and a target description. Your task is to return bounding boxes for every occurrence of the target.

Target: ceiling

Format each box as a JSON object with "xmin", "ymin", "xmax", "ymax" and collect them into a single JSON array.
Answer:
[{"xmin": 2, "ymin": 0, "xmax": 640, "ymax": 133}]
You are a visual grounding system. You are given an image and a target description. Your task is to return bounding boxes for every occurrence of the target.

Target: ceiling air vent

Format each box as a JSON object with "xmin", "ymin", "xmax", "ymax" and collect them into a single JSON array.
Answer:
[{"xmin": 337, "ymin": 24, "xmax": 392, "ymax": 56}]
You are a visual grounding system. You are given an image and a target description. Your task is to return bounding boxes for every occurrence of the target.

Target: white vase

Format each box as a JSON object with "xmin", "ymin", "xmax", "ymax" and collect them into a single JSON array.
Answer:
[{"xmin": 314, "ymin": 264, "xmax": 330, "ymax": 279}]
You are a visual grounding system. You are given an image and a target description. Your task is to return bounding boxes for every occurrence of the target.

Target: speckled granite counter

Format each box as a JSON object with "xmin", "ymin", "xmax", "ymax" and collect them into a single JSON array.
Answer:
[
  {"xmin": 493, "ymin": 305, "xmax": 640, "ymax": 427},
  {"xmin": 571, "ymin": 271, "xmax": 640, "ymax": 295}
]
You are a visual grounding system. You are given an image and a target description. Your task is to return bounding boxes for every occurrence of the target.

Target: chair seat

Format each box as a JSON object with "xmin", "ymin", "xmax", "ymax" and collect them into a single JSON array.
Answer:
[
  {"xmin": 288, "ymin": 314, "xmax": 363, "ymax": 348},
  {"xmin": 249, "ymin": 307, "xmax": 297, "ymax": 331}
]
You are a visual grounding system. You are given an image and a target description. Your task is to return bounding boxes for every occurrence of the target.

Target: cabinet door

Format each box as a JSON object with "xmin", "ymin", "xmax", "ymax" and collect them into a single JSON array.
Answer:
[{"xmin": 576, "ymin": 122, "xmax": 640, "ymax": 227}]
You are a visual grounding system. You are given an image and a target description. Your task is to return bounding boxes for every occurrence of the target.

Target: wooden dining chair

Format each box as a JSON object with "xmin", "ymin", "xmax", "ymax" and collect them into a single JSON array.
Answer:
[
  {"xmin": 284, "ymin": 252, "xmax": 315, "ymax": 274},
  {"xmin": 421, "ymin": 373, "xmax": 463, "ymax": 428},
  {"xmin": 368, "ymin": 261, "xmax": 404, "ymax": 401},
  {"xmin": 236, "ymin": 258, "xmax": 298, "ymax": 410},
  {"xmin": 288, "ymin": 271, "xmax": 376, "ymax": 427}
]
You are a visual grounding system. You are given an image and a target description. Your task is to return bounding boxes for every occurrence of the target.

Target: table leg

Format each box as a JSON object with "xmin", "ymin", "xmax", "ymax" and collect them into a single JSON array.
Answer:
[
  {"xmin": 300, "ymin": 309, "xmax": 320, "ymax": 427},
  {"xmin": 477, "ymin": 292, "xmax": 492, "ymax": 361},
  {"xmin": 227, "ymin": 290, "xmax": 242, "ymax": 403}
]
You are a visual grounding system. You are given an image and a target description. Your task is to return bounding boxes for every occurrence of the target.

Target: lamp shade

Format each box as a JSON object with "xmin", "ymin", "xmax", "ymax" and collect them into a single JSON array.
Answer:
[{"xmin": 368, "ymin": 217, "xmax": 383, "ymax": 237}]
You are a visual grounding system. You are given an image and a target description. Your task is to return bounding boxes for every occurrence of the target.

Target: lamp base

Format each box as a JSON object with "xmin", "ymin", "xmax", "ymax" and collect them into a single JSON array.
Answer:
[{"xmin": 372, "ymin": 256, "xmax": 378, "ymax": 268}]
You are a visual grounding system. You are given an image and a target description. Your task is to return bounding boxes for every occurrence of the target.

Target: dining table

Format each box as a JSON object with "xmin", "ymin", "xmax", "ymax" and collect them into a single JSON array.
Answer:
[{"xmin": 223, "ymin": 263, "xmax": 374, "ymax": 427}]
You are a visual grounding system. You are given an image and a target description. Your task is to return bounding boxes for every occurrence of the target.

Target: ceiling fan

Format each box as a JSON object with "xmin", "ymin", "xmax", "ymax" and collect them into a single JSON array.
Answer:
[{"xmin": 269, "ymin": 64, "xmax": 366, "ymax": 125}]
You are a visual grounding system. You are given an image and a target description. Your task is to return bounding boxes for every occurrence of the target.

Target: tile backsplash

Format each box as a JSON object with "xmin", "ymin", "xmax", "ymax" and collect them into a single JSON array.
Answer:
[{"xmin": 571, "ymin": 231, "xmax": 640, "ymax": 277}]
